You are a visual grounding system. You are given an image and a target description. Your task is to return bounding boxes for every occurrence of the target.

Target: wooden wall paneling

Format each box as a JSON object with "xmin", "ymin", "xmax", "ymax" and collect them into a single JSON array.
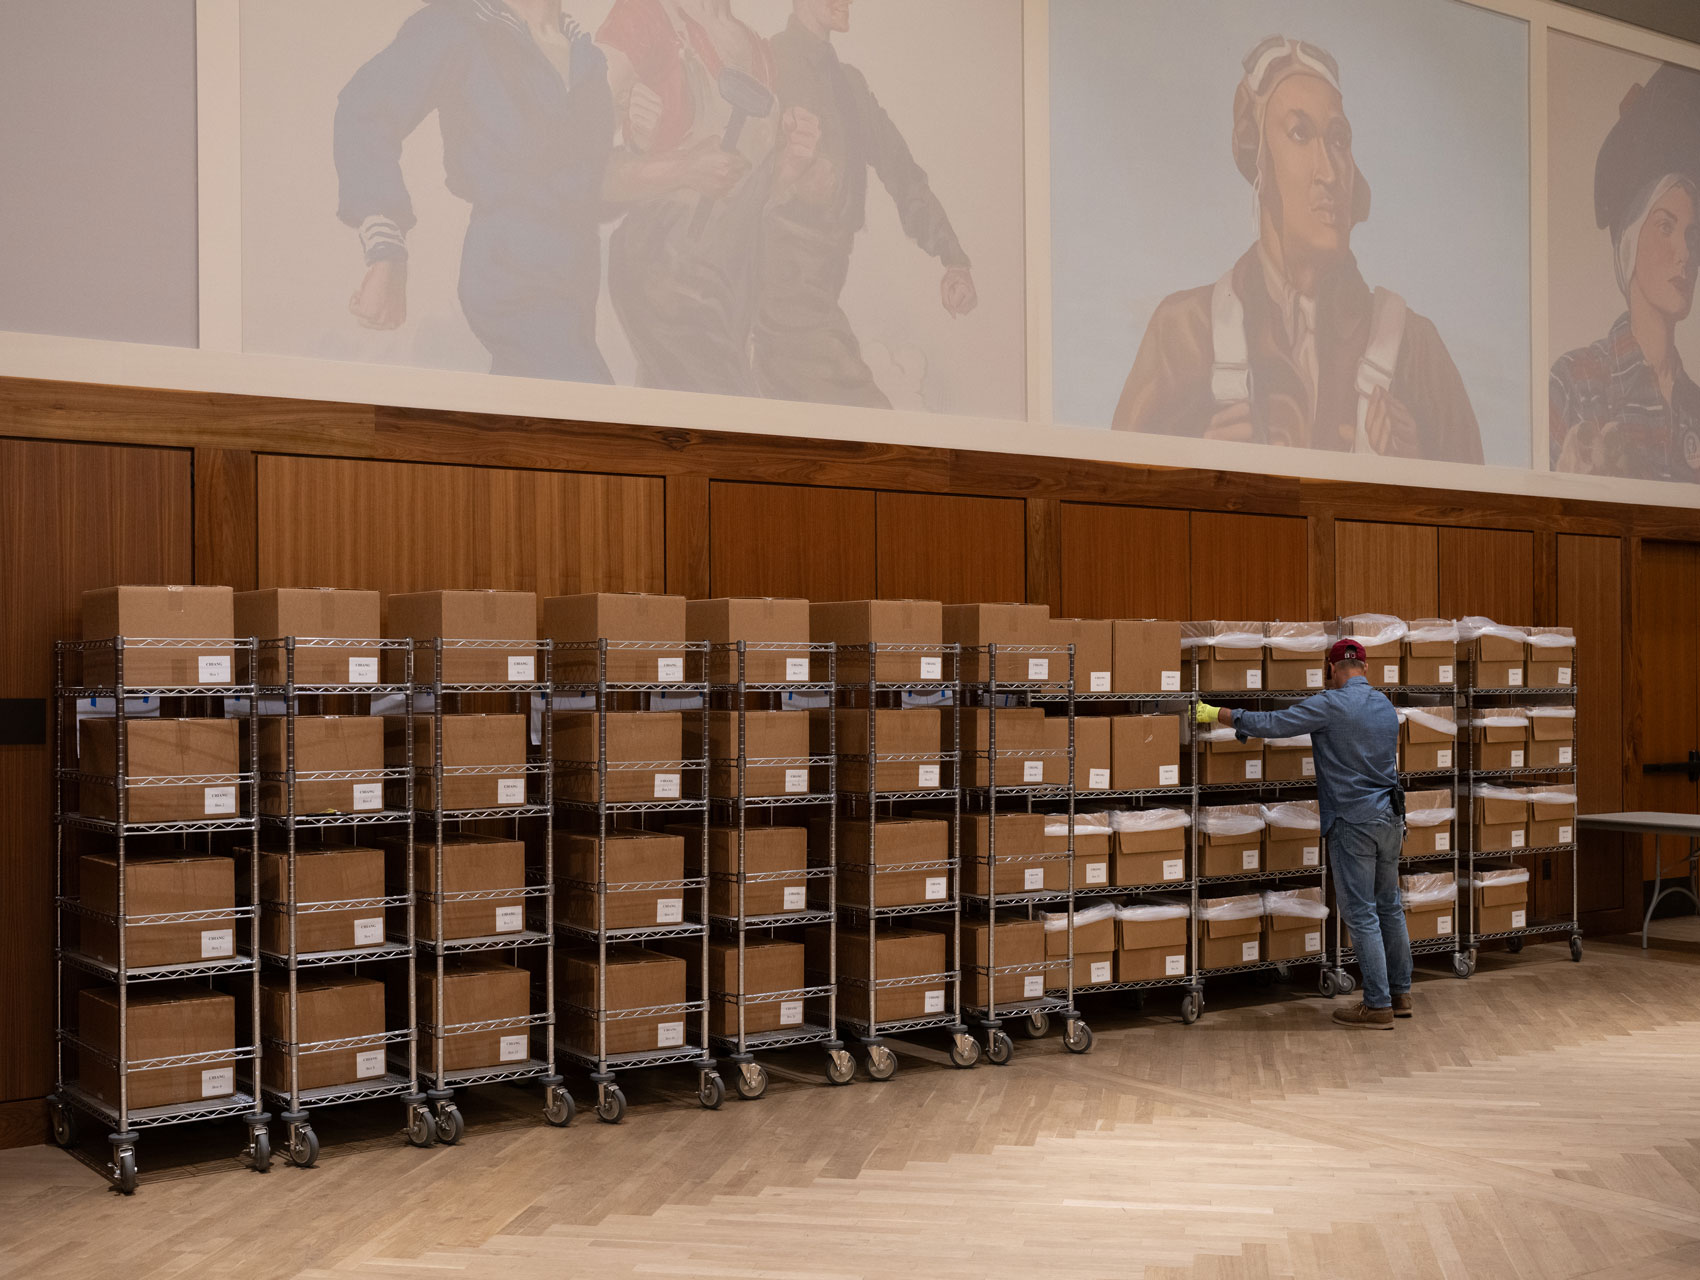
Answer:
[
  {"xmin": 1189, "ymin": 512, "xmax": 1309, "ymax": 621},
  {"xmin": 875, "ymin": 492, "xmax": 1025, "ymax": 604},
  {"xmin": 665, "ymin": 473, "xmax": 711, "ymax": 598},
  {"xmin": 1056, "ymin": 504, "xmax": 1190, "ymax": 621},
  {"xmin": 193, "ymin": 448, "xmax": 257, "ymax": 591},
  {"xmin": 1334, "ymin": 522, "xmax": 1440, "ymax": 619},
  {"xmin": 1025, "ymin": 498, "xmax": 1062, "ymax": 615},
  {"xmin": 1437, "ymin": 527, "xmax": 1536, "ymax": 623},
  {"xmin": 0, "ymin": 439, "xmax": 194, "ymax": 1110},
  {"xmin": 255, "ymin": 456, "xmax": 665, "ymax": 605},
  {"xmin": 707, "ymin": 481, "xmax": 876, "ymax": 601},
  {"xmin": 0, "ymin": 1097, "xmax": 47, "ymax": 1150},
  {"xmin": 1630, "ymin": 541, "xmax": 1700, "ymax": 881},
  {"xmin": 1308, "ymin": 512, "xmax": 1337, "ymax": 622}
]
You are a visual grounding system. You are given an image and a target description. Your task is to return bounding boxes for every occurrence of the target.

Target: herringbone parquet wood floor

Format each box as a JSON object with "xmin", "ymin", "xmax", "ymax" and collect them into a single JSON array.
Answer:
[{"xmin": 4, "ymin": 938, "xmax": 1699, "ymax": 1280}]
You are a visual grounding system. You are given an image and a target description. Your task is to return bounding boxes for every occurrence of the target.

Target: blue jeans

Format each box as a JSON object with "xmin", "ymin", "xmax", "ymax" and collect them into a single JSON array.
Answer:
[{"xmin": 1330, "ymin": 809, "xmax": 1412, "ymax": 1009}]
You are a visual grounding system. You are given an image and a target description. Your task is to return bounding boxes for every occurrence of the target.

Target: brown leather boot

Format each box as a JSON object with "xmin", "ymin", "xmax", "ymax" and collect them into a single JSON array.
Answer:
[
  {"xmin": 1392, "ymin": 993, "xmax": 1413, "ymax": 1019},
  {"xmin": 1332, "ymin": 1002, "xmax": 1394, "ymax": 1029}
]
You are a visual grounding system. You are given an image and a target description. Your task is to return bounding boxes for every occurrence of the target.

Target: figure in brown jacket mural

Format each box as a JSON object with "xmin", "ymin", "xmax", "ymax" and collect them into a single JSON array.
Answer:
[{"xmin": 1113, "ymin": 35, "xmax": 1483, "ymax": 463}]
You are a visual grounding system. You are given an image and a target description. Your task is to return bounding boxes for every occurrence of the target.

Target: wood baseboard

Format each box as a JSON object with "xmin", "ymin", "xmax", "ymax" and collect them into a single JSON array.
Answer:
[{"xmin": 0, "ymin": 1097, "xmax": 48, "ymax": 1150}]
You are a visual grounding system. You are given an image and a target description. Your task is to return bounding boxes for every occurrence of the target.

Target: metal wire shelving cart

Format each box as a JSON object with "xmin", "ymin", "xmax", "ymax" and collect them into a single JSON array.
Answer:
[{"xmin": 50, "ymin": 635, "xmax": 269, "ymax": 1194}]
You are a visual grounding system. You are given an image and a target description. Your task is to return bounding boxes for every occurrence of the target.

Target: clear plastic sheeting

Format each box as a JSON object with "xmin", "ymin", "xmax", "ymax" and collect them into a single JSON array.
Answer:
[
  {"xmin": 1470, "ymin": 712, "xmax": 1529, "ymax": 729},
  {"xmin": 1404, "ymin": 619, "xmax": 1460, "ymax": 644},
  {"xmin": 1261, "ymin": 888, "xmax": 1328, "ymax": 919},
  {"xmin": 1264, "ymin": 622, "xmax": 1327, "ymax": 653},
  {"xmin": 1471, "ymin": 783, "xmax": 1529, "ymax": 802},
  {"xmin": 1404, "ymin": 803, "xmax": 1457, "ymax": 827},
  {"xmin": 1181, "ymin": 621, "xmax": 1265, "ymax": 651},
  {"xmin": 1195, "ymin": 725, "xmax": 1242, "ymax": 743},
  {"xmin": 1336, "ymin": 614, "xmax": 1408, "ymax": 648},
  {"xmin": 1401, "ymin": 872, "xmax": 1458, "ymax": 907},
  {"xmin": 1041, "ymin": 901, "xmax": 1119, "ymax": 931},
  {"xmin": 1116, "ymin": 898, "xmax": 1191, "ymax": 923},
  {"xmin": 1458, "ymin": 616, "xmax": 1530, "ymax": 644},
  {"xmin": 1046, "ymin": 813, "xmax": 1111, "ymax": 837},
  {"xmin": 1527, "ymin": 627, "xmax": 1575, "ymax": 649},
  {"xmin": 1196, "ymin": 894, "xmax": 1264, "ymax": 922},
  {"xmin": 1198, "ymin": 805, "xmax": 1265, "ymax": 836},
  {"xmin": 1526, "ymin": 707, "xmax": 1576, "ymax": 721},
  {"xmin": 1398, "ymin": 706, "xmax": 1458, "ymax": 736},
  {"xmin": 1260, "ymin": 801, "xmax": 1321, "ymax": 831},
  {"xmin": 1471, "ymin": 866, "xmax": 1531, "ymax": 888},
  {"xmin": 1522, "ymin": 786, "xmax": 1578, "ymax": 807},
  {"xmin": 1108, "ymin": 807, "xmax": 1191, "ymax": 832}
]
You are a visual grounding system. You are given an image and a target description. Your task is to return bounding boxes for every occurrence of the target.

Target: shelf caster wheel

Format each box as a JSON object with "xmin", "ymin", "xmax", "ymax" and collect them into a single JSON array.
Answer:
[
  {"xmin": 1020, "ymin": 1011, "xmax": 1050, "ymax": 1039},
  {"xmin": 1570, "ymin": 935, "xmax": 1583, "ymax": 962},
  {"xmin": 249, "ymin": 1128, "xmax": 272, "ymax": 1174},
  {"xmin": 405, "ymin": 1104, "xmax": 434, "ymax": 1147},
  {"xmin": 595, "ymin": 1084, "xmax": 626, "ymax": 1125},
  {"xmin": 544, "ymin": 1085, "xmax": 575, "ymax": 1128},
  {"xmin": 113, "ymin": 1146, "xmax": 137, "ymax": 1196},
  {"xmin": 1180, "ymin": 992, "xmax": 1202, "ymax": 1025},
  {"xmin": 433, "ymin": 1103, "xmax": 464, "ymax": 1146},
  {"xmin": 826, "ymin": 1049, "xmax": 856, "ymax": 1085},
  {"xmin": 1452, "ymin": 952, "xmax": 1472, "ymax": 979},
  {"xmin": 1507, "ymin": 937, "xmax": 1524, "ymax": 954},
  {"xmin": 1063, "ymin": 1020, "xmax": 1093, "ymax": 1055},
  {"xmin": 1337, "ymin": 970, "xmax": 1357, "ymax": 996},
  {"xmin": 1319, "ymin": 970, "xmax": 1340, "ymax": 998},
  {"xmin": 698, "ymin": 1071, "xmax": 726, "ymax": 1111},
  {"xmin": 734, "ymin": 1063, "xmax": 767, "ymax": 1101},
  {"xmin": 1274, "ymin": 964, "xmax": 1292, "ymax": 983},
  {"xmin": 1129, "ymin": 991, "xmax": 1146, "ymax": 1014},
  {"xmin": 285, "ymin": 1123, "xmax": 319, "ymax": 1169},
  {"xmin": 948, "ymin": 1033, "xmax": 980, "ymax": 1069},
  {"xmin": 865, "ymin": 1044, "xmax": 897, "ymax": 1082},
  {"xmin": 985, "ymin": 1029, "xmax": 1015, "ymax": 1066},
  {"xmin": 48, "ymin": 1097, "xmax": 75, "ymax": 1148}
]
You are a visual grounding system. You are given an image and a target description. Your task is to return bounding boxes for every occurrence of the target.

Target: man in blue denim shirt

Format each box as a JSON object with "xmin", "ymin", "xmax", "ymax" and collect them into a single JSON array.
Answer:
[{"xmin": 1198, "ymin": 638, "xmax": 1410, "ymax": 1029}]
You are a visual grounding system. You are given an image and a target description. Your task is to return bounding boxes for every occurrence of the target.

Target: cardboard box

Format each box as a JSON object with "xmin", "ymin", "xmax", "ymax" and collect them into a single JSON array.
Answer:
[
  {"xmin": 555, "ymin": 831, "xmax": 686, "ymax": 930},
  {"xmin": 1199, "ymin": 806, "xmax": 1263, "ymax": 878},
  {"xmin": 1472, "ymin": 791, "xmax": 1529, "ymax": 853},
  {"xmin": 1263, "ymin": 737, "xmax": 1316, "ymax": 782},
  {"xmin": 554, "ymin": 712, "xmax": 684, "ymax": 803},
  {"xmin": 943, "ymin": 602, "xmax": 1055, "ymax": 684},
  {"xmin": 1067, "ymin": 828, "xmax": 1113, "ymax": 891},
  {"xmin": 1526, "ymin": 627, "xmax": 1575, "ymax": 688},
  {"xmin": 1263, "ymin": 801, "xmax": 1322, "ymax": 871},
  {"xmin": 1070, "ymin": 716, "xmax": 1113, "ymax": 792},
  {"xmin": 391, "ymin": 714, "xmax": 529, "ymax": 811},
  {"xmin": 960, "ymin": 707, "xmax": 1056, "ymax": 788},
  {"xmin": 1528, "ymin": 710, "xmax": 1576, "ymax": 768},
  {"xmin": 1048, "ymin": 951, "xmax": 1118, "ymax": 988},
  {"xmin": 697, "ymin": 710, "xmax": 812, "ymax": 798},
  {"xmin": 1467, "ymin": 625, "xmax": 1527, "ymax": 690},
  {"xmin": 1405, "ymin": 906, "xmax": 1455, "ymax": 941},
  {"xmin": 1263, "ymin": 623, "xmax": 1327, "ymax": 691},
  {"xmin": 832, "ymin": 818, "xmax": 952, "ymax": 908},
  {"xmin": 390, "ymin": 834, "xmax": 526, "ymax": 940},
  {"xmin": 78, "ymin": 717, "xmax": 241, "ymax": 824},
  {"xmin": 1183, "ymin": 621, "xmax": 1265, "ymax": 692},
  {"xmin": 236, "ymin": 588, "xmax": 382, "ymax": 688},
  {"xmin": 417, "ymin": 960, "xmax": 532, "ymax": 1071},
  {"xmin": 693, "ymin": 825, "xmax": 808, "ymax": 918},
  {"xmin": 1526, "ymin": 786, "xmax": 1577, "ymax": 847},
  {"xmin": 1194, "ymin": 728, "xmax": 1263, "ymax": 785},
  {"xmin": 79, "ymin": 853, "xmax": 236, "ymax": 968},
  {"xmin": 544, "ymin": 592, "xmax": 689, "ymax": 685},
  {"xmin": 257, "ymin": 844, "xmax": 386, "ymax": 955},
  {"xmin": 953, "ymin": 811, "xmax": 1052, "ymax": 895},
  {"xmin": 78, "ymin": 984, "xmax": 236, "ymax": 1110},
  {"xmin": 1401, "ymin": 620, "xmax": 1458, "ymax": 687},
  {"xmin": 960, "ymin": 918, "xmax": 1046, "ymax": 1007},
  {"xmin": 261, "ymin": 975, "xmax": 386, "ymax": 1092},
  {"xmin": 1116, "ymin": 942, "xmax": 1190, "ymax": 982},
  {"xmin": 1399, "ymin": 706, "xmax": 1458, "ymax": 774},
  {"xmin": 1112, "ymin": 815, "xmax": 1189, "ymax": 887},
  {"xmin": 1401, "ymin": 789, "xmax": 1455, "ymax": 858},
  {"xmin": 1112, "ymin": 715, "xmax": 1181, "ymax": 790},
  {"xmin": 1471, "ymin": 715, "xmax": 1528, "ymax": 772},
  {"xmin": 1043, "ymin": 910, "xmax": 1117, "ymax": 957},
  {"xmin": 1262, "ymin": 887, "xmax": 1327, "ymax": 961},
  {"xmin": 1472, "ymin": 868, "xmax": 1529, "ymax": 934},
  {"xmin": 81, "ymin": 585, "xmax": 235, "ymax": 690},
  {"xmin": 702, "ymin": 938, "xmax": 806, "ymax": 1036},
  {"xmin": 386, "ymin": 590, "xmax": 538, "ymax": 686},
  {"xmin": 1117, "ymin": 911, "xmax": 1189, "ymax": 954},
  {"xmin": 810, "ymin": 599, "xmax": 945, "ymax": 685},
  {"xmin": 1336, "ymin": 615, "xmax": 1405, "ymax": 687},
  {"xmin": 814, "ymin": 925, "xmax": 948, "ymax": 1024},
  {"xmin": 1111, "ymin": 620, "xmax": 1184, "ymax": 694},
  {"xmin": 1198, "ymin": 895, "xmax": 1264, "ymax": 969},
  {"xmin": 1400, "ymin": 871, "xmax": 1459, "ymax": 942},
  {"xmin": 1050, "ymin": 618, "xmax": 1113, "ymax": 693},
  {"xmin": 558, "ymin": 945, "xmax": 689, "ymax": 1056},
  {"xmin": 687, "ymin": 597, "xmax": 812, "ymax": 685},
  {"xmin": 259, "ymin": 716, "xmax": 386, "ymax": 816},
  {"xmin": 820, "ymin": 708, "xmax": 944, "ymax": 793}
]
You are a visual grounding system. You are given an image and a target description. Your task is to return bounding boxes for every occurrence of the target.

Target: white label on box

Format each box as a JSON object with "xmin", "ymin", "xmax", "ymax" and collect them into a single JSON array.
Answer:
[
  {"xmin": 1557, "ymin": 666, "xmax": 1572, "ymax": 686},
  {"xmin": 1245, "ymin": 670, "xmax": 1262, "ymax": 690},
  {"xmin": 353, "ymin": 782, "xmax": 383, "ymax": 811},
  {"xmin": 1301, "ymin": 757, "xmax": 1316, "ymax": 778},
  {"xmin": 779, "ymin": 1000, "xmax": 804, "ymax": 1026},
  {"xmin": 654, "ymin": 772, "xmax": 681, "ymax": 799},
  {"xmin": 1559, "ymin": 825, "xmax": 1573, "ymax": 844},
  {"xmin": 201, "ymin": 1067, "xmax": 233, "ymax": 1097},
  {"xmin": 1089, "ymin": 960, "xmax": 1112, "ymax": 984},
  {"xmin": 1164, "ymin": 953, "xmax": 1186, "ymax": 976},
  {"xmin": 200, "ymin": 928, "xmax": 234, "ymax": 958},
  {"xmin": 1435, "ymin": 831, "xmax": 1451, "ymax": 852},
  {"xmin": 1510, "ymin": 909, "xmax": 1527, "ymax": 930},
  {"xmin": 198, "ymin": 655, "xmax": 232, "ymax": 684},
  {"xmin": 1384, "ymin": 664, "xmax": 1400, "ymax": 684},
  {"xmin": 657, "ymin": 898, "xmax": 683, "ymax": 924},
  {"xmin": 348, "ymin": 656, "xmax": 379, "ymax": 684},
  {"xmin": 498, "ymin": 1034, "xmax": 527, "ymax": 1062},
  {"xmin": 1304, "ymin": 931, "xmax": 1321, "ymax": 952},
  {"xmin": 1162, "ymin": 858, "xmax": 1183, "ymax": 881},
  {"xmin": 495, "ymin": 905, "xmax": 523, "ymax": 933},
  {"xmin": 203, "ymin": 786, "xmax": 237, "ymax": 815},
  {"xmin": 507, "ymin": 656, "xmax": 535, "ymax": 682},
  {"xmin": 1241, "ymin": 940, "xmax": 1260, "ymax": 963},
  {"xmin": 1511, "ymin": 829, "xmax": 1526, "ymax": 848},
  {"xmin": 354, "ymin": 916, "xmax": 383, "ymax": 946},
  {"xmin": 1303, "ymin": 845, "xmax": 1320, "ymax": 866},
  {"xmin": 785, "ymin": 658, "xmax": 810, "ymax": 682},
  {"xmin": 918, "ymin": 764, "xmax": 940, "ymax": 788},
  {"xmin": 1436, "ymin": 749, "xmax": 1453, "ymax": 769},
  {"xmin": 1508, "ymin": 667, "xmax": 1524, "ymax": 687},
  {"xmin": 920, "ymin": 657, "xmax": 943, "ymax": 681},
  {"xmin": 1090, "ymin": 671, "xmax": 1111, "ymax": 692},
  {"xmin": 1559, "ymin": 746, "xmax": 1573, "ymax": 764},
  {"xmin": 785, "ymin": 768, "xmax": 809, "ymax": 794},
  {"xmin": 923, "ymin": 989, "xmax": 945, "ymax": 1014},
  {"xmin": 1437, "ymin": 914, "xmax": 1453, "ymax": 934},
  {"xmin": 1088, "ymin": 767, "xmax": 1110, "ymax": 789},
  {"xmin": 1242, "ymin": 849, "xmax": 1259, "ymax": 870},
  {"xmin": 657, "ymin": 1021, "xmax": 685, "ymax": 1048},
  {"xmin": 497, "ymin": 777, "xmax": 525, "ymax": 805},
  {"xmin": 356, "ymin": 1049, "xmax": 386, "ymax": 1078},
  {"xmin": 1245, "ymin": 759, "xmax": 1263, "ymax": 780},
  {"xmin": 1158, "ymin": 764, "xmax": 1179, "ymax": 787},
  {"xmin": 1023, "ymin": 760, "xmax": 1044, "ymax": 783},
  {"xmin": 925, "ymin": 876, "xmax": 948, "ymax": 901},
  {"xmin": 1160, "ymin": 670, "xmax": 1181, "ymax": 692},
  {"xmin": 1028, "ymin": 658, "xmax": 1049, "ymax": 681},
  {"xmin": 1510, "ymin": 751, "xmax": 1525, "ymax": 769},
  {"xmin": 1023, "ymin": 974, "xmax": 1044, "ymax": 998},
  {"xmin": 657, "ymin": 658, "xmax": 684, "ymax": 683},
  {"xmin": 1023, "ymin": 867, "xmax": 1045, "ymax": 890},
  {"xmin": 783, "ymin": 885, "xmax": 806, "ymax": 911},
  {"xmin": 1085, "ymin": 862, "xmax": 1109, "ymax": 886},
  {"xmin": 1438, "ymin": 664, "xmax": 1454, "ymax": 684},
  {"xmin": 1306, "ymin": 668, "xmax": 1323, "ymax": 688}
]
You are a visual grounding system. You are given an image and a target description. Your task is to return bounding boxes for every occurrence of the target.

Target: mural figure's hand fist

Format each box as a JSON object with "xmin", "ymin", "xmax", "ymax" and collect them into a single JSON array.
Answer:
[{"xmin": 350, "ymin": 259, "xmax": 406, "ymax": 330}]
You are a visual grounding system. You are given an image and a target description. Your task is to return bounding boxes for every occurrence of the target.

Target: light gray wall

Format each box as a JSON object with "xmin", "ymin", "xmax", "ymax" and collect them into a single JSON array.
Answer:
[{"xmin": 0, "ymin": 0, "xmax": 198, "ymax": 347}]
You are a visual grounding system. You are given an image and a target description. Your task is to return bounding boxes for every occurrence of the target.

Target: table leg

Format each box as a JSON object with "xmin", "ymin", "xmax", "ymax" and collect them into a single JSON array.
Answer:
[{"xmin": 1644, "ymin": 835, "xmax": 1661, "ymax": 950}]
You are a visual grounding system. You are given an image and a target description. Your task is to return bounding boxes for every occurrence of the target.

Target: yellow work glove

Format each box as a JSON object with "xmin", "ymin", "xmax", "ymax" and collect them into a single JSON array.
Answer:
[{"xmin": 1195, "ymin": 701, "xmax": 1222, "ymax": 725}]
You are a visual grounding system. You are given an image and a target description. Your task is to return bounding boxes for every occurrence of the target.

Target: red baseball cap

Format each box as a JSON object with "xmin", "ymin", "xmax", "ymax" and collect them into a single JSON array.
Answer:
[{"xmin": 1327, "ymin": 638, "xmax": 1366, "ymax": 665}]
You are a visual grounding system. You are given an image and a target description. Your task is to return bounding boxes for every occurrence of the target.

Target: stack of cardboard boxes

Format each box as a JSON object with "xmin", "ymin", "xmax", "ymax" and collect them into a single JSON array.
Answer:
[
  {"xmin": 1041, "ymin": 902, "xmax": 1117, "ymax": 988},
  {"xmin": 1198, "ymin": 805, "xmax": 1264, "ymax": 878},
  {"xmin": 817, "ymin": 925, "xmax": 948, "ymax": 1025},
  {"xmin": 831, "ymin": 817, "xmax": 952, "ymax": 909}
]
